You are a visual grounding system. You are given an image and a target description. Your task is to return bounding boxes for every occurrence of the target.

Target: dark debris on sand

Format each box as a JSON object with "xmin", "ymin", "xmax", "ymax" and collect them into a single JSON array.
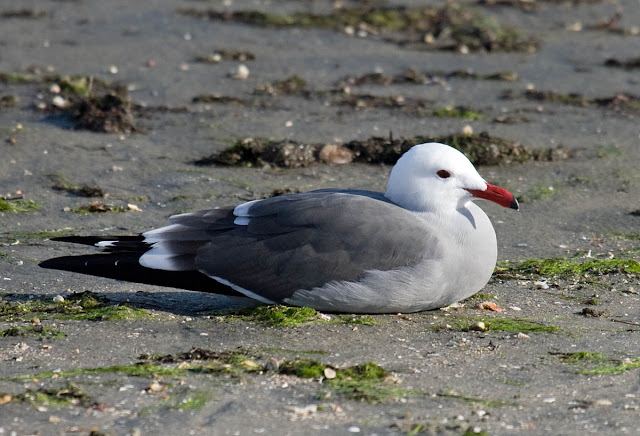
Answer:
[
  {"xmin": 196, "ymin": 132, "xmax": 572, "ymax": 168},
  {"xmin": 68, "ymin": 92, "xmax": 137, "ymax": 134},
  {"xmin": 176, "ymin": 4, "xmax": 539, "ymax": 53}
]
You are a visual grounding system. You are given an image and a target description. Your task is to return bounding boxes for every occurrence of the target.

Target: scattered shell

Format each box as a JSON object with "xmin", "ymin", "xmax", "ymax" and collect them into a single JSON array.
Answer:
[
  {"xmin": 348, "ymin": 427, "xmax": 360, "ymax": 433},
  {"xmin": 288, "ymin": 404, "xmax": 317, "ymax": 416},
  {"xmin": 0, "ymin": 394, "xmax": 12, "ymax": 406},
  {"xmin": 534, "ymin": 281, "xmax": 549, "ymax": 290},
  {"xmin": 324, "ymin": 367, "xmax": 337, "ymax": 379},
  {"xmin": 234, "ymin": 64, "xmax": 250, "ymax": 80},
  {"xmin": 127, "ymin": 203, "xmax": 142, "ymax": 212},
  {"xmin": 566, "ymin": 22, "xmax": 583, "ymax": 32},
  {"xmin": 49, "ymin": 83, "xmax": 61, "ymax": 94},
  {"xmin": 265, "ymin": 357, "xmax": 280, "ymax": 371},
  {"xmin": 474, "ymin": 321, "xmax": 487, "ymax": 331},
  {"xmin": 148, "ymin": 381, "xmax": 165, "ymax": 392},
  {"xmin": 594, "ymin": 399, "xmax": 612, "ymax": 406},
  {"xmin": 318, "ymin": 144, "xmax": 354, "ymax": 164},
  {"xmin": 542, "ymin": 397, "xmax": 556, "ymax": 403},
  {"xmin": 517, "ymin": 332, "xmax": 530, "ymax": 339},
  {"xmin": 509, "ymin": 306, "xmax": 522, "ymax": 311},
  {"xmin": 462, "ymin": 125, "xmax": 473, "ymax": 135},
  {"xmin": 477, "ymin": 301, "xmax": 505, "ymax": 312},
  {"xmin": 48, "ymin": 415, "xmax": 61, "ymax": 423},
  {"xmin": 108, "ymin": 65, "xmax": 119, "ymax": 74},
  {"xmin": 53, "ymin": 295, "xmax": 65, "ymax": 303},
  {"xmin": 51, "ymin": 95, "xmax": 68, "ymax": 108},
  {"xmin": 241, "ymin": 359, "xmax": 260, "ymax": 371}
]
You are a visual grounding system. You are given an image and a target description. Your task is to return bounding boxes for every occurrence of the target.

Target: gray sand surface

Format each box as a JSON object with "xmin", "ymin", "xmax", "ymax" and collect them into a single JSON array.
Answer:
[{"xmin": 1, "ymin": 0, "xmax": 639, "ymax": 434}]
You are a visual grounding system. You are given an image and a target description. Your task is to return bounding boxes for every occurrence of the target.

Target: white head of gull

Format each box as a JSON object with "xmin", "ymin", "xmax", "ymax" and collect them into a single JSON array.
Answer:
[{"xmin": 40, "ymin": 142, "xmax": 518, "ymax": 313}]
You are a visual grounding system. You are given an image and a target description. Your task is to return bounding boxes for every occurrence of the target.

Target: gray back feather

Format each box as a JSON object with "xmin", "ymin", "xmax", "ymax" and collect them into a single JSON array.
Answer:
[{"xmin": 184, "ymin": 190, "xmax": 442, "ymax": 301}]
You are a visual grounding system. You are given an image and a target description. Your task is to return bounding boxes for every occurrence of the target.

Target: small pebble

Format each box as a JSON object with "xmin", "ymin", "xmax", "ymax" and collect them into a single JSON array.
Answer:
[
  {"xmin": 348, "ymin": 427, "xmax": 360, "ymax": 433},
  {"xmin": 53, "ymin": 295, "xmax": 65, "ymax": 303},
  {"xmin": 108, "ymin": 65, "xmax": 119, "ymax": 74},
  {"xmin": 462, "ymin": 125, "xmax": 473, "ymax": 135},
  {"xmin": 49, "ymin": 83, "xmax": 61, "ymax": 94}
]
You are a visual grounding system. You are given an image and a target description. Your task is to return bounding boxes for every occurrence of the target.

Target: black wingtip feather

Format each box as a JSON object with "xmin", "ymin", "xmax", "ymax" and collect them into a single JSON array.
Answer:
[{"xmin": 39, "ymin": 254, "xmax": 241, "ymax": 296}]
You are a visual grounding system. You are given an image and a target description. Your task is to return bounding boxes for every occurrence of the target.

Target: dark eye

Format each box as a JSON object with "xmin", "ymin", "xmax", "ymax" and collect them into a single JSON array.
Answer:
[{"xmin": 437, "ymin": 170, "xmax": 451, "ymax": 179}]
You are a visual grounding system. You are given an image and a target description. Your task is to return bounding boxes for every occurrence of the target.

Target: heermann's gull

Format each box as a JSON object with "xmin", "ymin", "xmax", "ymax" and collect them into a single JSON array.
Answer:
[{"xmin": 40, "ymin": 142, "xmax": 518, "ymax": 313}]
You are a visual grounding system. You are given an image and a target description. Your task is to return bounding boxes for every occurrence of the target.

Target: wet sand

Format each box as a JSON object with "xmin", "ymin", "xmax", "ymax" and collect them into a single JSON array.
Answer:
[{"xmin": 1, "ymin": 0, "xmax": 640, "ymax": 434}]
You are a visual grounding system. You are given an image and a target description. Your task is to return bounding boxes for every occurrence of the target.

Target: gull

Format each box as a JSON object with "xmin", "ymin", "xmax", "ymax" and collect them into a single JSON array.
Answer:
[{"xmin": 40, "ymin": 142, "xmax": 518, "ymax": 313}]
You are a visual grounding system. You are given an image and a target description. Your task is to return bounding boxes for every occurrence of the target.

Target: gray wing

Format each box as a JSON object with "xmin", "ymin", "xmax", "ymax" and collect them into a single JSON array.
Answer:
[{"xmin": 191, "ymin": 190, "xmax": 441, "ymax": 302}]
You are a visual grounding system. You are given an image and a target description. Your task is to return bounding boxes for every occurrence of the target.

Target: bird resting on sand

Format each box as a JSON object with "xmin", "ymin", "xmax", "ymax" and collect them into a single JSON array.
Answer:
[{"xmin": 40, "ymin": 142, "xmax": 519, "ymax": 313}]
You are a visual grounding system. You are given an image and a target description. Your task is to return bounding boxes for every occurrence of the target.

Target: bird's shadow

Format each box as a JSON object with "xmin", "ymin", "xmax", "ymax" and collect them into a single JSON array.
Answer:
[{"xmin": 3, "ymin": 288, "xmax": 262, "ymax": 318}]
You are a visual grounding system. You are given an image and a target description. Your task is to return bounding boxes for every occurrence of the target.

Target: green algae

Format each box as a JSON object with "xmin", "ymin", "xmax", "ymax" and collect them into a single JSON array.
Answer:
[
  {"xmin": 558, "ymin": 351, "xmax": 606, "ymax": 362},
  {"xmin": 171, "ymin": 390, "xmax": 210, "ymax": 410},
  {"xmin": 0, "ymin": 291, "xmax": 152, "ymax": 322},
  {"xmin": 495, "ymin": 258, "xmax": 640, "ymax": 279},
  {"xmin": 0, "ymin": 198, "xmax": 41, "ymax": 213},
  {"xmin": 176, "ymin": 5, "xmax": 537, "ymax": 53},
  {"xmin": 613, "ymin": 233, "xmax": 640, "ymax": 240},
  {"xmin": 579, "ymin": 358, "xmax": 640, "ymax": 375},
  {"xmin": 13, "ymin": 383, "xmax": 92, "ymax": 409},
  {"xmin": 238, "ymin": 305, "xmax": 320, "ymax": 327},
  {"xmin": 50, "ymin": 174, "xmax": 105, "ymax": 197},
  {"xmin": 431, "ymin": 106, "xmax": 484, "ymax": 119},
  {"xmin": 443, "ymin": 316, "xmax": 558, "ymax": 333},
  {"xmin": 339, "ymin": 315, "xmax": 378, "ymax": 325},
  {"xmin": 281, "ymin": 360, "xmax": 407, "ymax": 403},
  {"xmin": 6, "ymin": 363, "xmax": 189, "ymax": 382},
  {"xmin": 518, "ymin": 183, "xmax": 556, "ymax": 202},
  {"xmin": 0, "ymin": 325, "xmax": 66, "ymax": 339},
  {"xmin": 555, "ymin": 351, "xmax": 640, "ymax": 375},
  {"xmin": 280, "ymin": 359, "xmax": 326, "ymax": 378},
  {"xmin": 437, "ymin": 391, "xmax": 517, "ymax": 407},
  {"xmin": 5, "ymin": 344, "xmax": 406, "ymax": 403}
]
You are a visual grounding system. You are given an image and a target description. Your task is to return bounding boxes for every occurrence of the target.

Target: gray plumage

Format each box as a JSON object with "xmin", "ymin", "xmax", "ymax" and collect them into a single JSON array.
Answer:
[{"xmin": 40, "ymin": 143, "xmax": 518, "ymax": 313}]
